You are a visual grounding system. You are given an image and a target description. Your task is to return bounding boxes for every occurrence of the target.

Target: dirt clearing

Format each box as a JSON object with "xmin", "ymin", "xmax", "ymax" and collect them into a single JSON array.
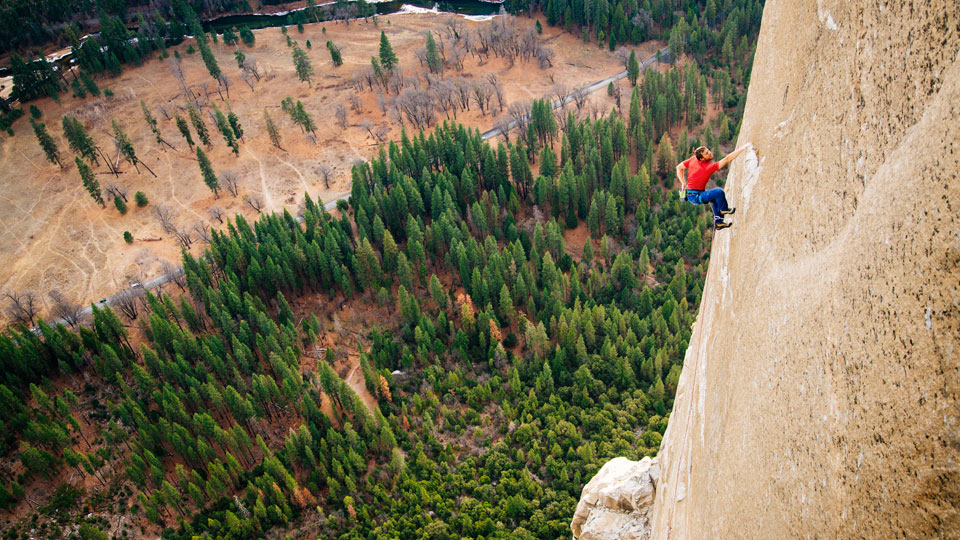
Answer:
[{"xmin": 0, "ymin": 12, "xmax": 646, "ymax": 324}]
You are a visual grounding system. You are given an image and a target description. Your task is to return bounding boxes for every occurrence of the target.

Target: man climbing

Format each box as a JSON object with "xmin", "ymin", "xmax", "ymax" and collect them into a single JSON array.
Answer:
[{"xmin": 676, "ymin": 144, "xmax": 752, "ymax": 229}]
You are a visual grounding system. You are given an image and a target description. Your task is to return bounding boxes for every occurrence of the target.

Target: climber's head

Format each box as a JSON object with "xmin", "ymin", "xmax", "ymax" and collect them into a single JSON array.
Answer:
[{"xmin": 695, "ymin": 147, "xmax": 714, "ymax": 161}]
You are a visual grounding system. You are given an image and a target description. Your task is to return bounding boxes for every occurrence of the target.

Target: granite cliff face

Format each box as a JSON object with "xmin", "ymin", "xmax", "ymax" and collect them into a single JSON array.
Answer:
[{"xmin": 576, "ymin": 1, "xmax": 960, "ymax": 538}]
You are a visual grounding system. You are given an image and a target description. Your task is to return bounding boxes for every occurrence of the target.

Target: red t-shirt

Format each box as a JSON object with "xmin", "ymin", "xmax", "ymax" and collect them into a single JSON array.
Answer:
[{"xmin": 683, "ymin": 157, "xmax": 720, "ymax": 191}]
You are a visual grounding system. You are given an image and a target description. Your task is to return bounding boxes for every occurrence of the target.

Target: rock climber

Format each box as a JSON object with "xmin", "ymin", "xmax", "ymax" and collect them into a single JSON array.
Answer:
[{"xmin": 676, "ymin": 144, "xmax": 752, "ymax": 229}]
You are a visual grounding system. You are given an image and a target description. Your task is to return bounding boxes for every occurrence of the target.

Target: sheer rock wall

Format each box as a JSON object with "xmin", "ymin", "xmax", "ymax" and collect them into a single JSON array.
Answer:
[{"xmin": 644, "ymin": 1, "xmax": 960, "ymax": 538}]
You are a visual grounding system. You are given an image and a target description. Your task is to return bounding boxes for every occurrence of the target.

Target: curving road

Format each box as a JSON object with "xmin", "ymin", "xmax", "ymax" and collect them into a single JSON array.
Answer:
[
  {"xmin": 480, "ymin": 46, "xmax": 669, "ymax": 140},
  {"xmin": 44, "ymin": 46, "xmax": 669, "ymax": 329}
]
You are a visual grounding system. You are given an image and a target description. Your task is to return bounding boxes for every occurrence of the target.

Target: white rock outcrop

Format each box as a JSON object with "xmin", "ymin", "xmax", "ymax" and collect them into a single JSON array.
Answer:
[{"xmin": 571, "ymin": 456, "xmax": 660, "ymax": 540}]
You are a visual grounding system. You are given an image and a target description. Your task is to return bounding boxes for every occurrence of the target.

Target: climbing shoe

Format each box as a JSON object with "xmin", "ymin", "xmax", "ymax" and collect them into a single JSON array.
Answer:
[
  {"xmin": 721, "ymin": 208, "xmax": 736, "ymax": 216},
  {"xmin": 715, "ymin": 221, "xmax": 732, "ymax": 230}
]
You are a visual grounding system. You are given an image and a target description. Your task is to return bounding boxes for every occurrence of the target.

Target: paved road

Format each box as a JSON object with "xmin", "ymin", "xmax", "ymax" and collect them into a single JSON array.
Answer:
[
  {"xmin": 47, "ymin": 46, "xmax": 669, "ymax": 329},
  {"xmin": 480, "ymin": 46, "xmax": 668, "ymax": 141}
]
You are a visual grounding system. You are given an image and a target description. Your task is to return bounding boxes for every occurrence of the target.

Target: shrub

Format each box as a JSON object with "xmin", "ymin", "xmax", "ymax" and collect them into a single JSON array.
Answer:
[
  {"xmin": 114, "ymin": 196, "xmax": 127, "ymax": 214},
  {"xmin": 135, "ymin": 191, "xmax": 148, "ymax": 207},
  {"xmin": 123, "ymin": 231, "xmax": 133, "ymax": 243}
]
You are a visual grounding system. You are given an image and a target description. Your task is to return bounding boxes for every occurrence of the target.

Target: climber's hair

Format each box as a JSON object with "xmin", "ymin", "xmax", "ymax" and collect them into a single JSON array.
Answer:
[{"xmin": 694, "ymin": 146, "xmax": 710, "ymax": 161}]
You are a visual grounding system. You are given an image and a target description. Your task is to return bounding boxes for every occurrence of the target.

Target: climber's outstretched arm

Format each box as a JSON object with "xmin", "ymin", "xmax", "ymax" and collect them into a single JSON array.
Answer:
[{"xmin": 718, "ymin": 143, "xmax": 752, "ymax": 169}]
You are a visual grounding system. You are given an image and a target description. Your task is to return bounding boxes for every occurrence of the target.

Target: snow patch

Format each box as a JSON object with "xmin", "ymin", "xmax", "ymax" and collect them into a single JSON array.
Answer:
[
  {"xmin": 395, "ymin": 4, "xmax": 441, "ymax": 15},
  {"xmin": 394, "ymin": 4, "xmax": 499, "ymax": 20}
]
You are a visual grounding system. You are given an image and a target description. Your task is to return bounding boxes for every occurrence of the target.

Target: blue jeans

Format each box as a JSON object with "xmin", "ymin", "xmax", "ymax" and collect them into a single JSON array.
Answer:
[{"xmin": 687, "ymin": 188, "xmax": 729, "ymax": 223}]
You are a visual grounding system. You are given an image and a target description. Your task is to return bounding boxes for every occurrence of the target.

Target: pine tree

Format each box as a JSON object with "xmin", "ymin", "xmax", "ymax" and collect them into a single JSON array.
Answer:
[
  {"xmin": 196, "ymin": 147, "xmax": 219, "ymax": 197},
  {"xmin": 75, "ymin": 157, "xmax": 104, "ymax": 207},
  {"xmin": 175, "ymin": 116, "xmax": 194, "ymax": 148},
  {"xmin": 326, "ymin": 41, "xmax": 343, "ymax": 67},
  {"xmin": 30, "ymin": 119, "xmax": 61, "ymax": 167},
  {"xmin": 228, "ymin": 112, "xmax": 244, "ymax": 142},
  {"xmin": 140, "ymin": 100, "xmax": 169, "ymax": 148},
  {"xmin": 292, "ymin": 44, "xmax": 314, "ymax": 85},
  {"xmin": 295, "ymin": 101, "xmax": 317, "ymax": 136},
  {"xmin": 112, "ymin": 120, "xmax": 155, "ymax": 176},
  {"xmin": 62, "ymin": 116, "xmax": 99, "ymax": 165},
  {"xmin": 429, "ymin": 274, "xmax": 448, "ymax": 308},
  {"xmin": 424, "ymin": 32, "xmax": 443, "ymax": 74},
  {"xmin": 263, "ymin": 109, "xmax": 282, "ymax": 149},
  {"xmin": 627, "ymin": 50, "xmax": 640, "ymax": 86},
  {"xmin": 213, "ymin": 106, "xmax": 239, "ymax": 154},
  {"xmin": 188, "ymin": 104, "xmax": 211, "ymax": 146},
  {"xmin": 199, "ymin": 41, "xmax": 221, "ymax": 82},
  {"xmin": 379, "ymin": 31, "xmax": 398, "ymax": 70}
]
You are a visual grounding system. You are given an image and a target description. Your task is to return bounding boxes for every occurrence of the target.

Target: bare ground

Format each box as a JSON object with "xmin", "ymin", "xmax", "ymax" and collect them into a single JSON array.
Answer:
[{"xmin": 0, "ymin": 12, "xmax": 644, "ymax": 325}]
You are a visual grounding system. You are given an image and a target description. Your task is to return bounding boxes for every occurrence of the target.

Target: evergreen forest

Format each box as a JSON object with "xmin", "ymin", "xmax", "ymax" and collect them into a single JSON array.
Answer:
[{"xmin": 0, "ymin": 0, "xmax": 762, "ymax": 537}]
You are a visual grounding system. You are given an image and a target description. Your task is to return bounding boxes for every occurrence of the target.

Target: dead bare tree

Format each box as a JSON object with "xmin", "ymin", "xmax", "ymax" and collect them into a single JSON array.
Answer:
[
  {"xmin": 448, "ymin": 45, "xmax": 467, "ymax": 71},
  {"xmin": 376, "ymin": 91, "xmax": 388, "ymax": 114},
  {"xmin": 614, "ymin": 48, "xmax": 631, "ymax": 69},
  {"xmin": 114, "ymin": 287, "xmax": 144, "ymax": 321},
  {"xmin": 193, "ymin": 222, "xmax": 211, "ymax": 244},
  {"xmin": 219, "ymin": 170, "xmax": 240, "ymax": 197},
  {"xmin": 173, "ymin": 226, "xmax": 193, "ymax": 249},
  {"xmin": 434, "ymin": 31, "xmax": 446, "ymax": 62},
  {"xmin": 387, "ymin": 69, "xmax": 411, "ymax": 95},
  {"xmin": 245, "ymin": 194, "xmax": 265, "ymax": 213},
  {"xmin": 454, "ymin": 78, "xmax": 472, "ymax": 111},
  {"xmin": 335, "ymin": 104, "xmax": 348, "ymax": 129},
  {"xmin": 555, "ymin": 109, "xmax": 570, "ymax": 133},
  {"xmin": 49, "ymin": 290, "xmax": 82, "ymax": 328},
  {"xmin": 587, "ymin": 101, "xmax": 603, "ymax": 121},
  {"xmin": 361, "ymin": 67, "xmax": 377, "ymax": 91},
  {"xmin": 487, "ymin": 74, "xmax": 506, "ymax": 111},
  {"xmin": 157, "ymin": 104, "xmax": 171, "ymax": 121},
  {"xmin": 4, "ymin": 291, "xmax": 39, "ymax": 326},
  {"xmin": 572, "ymin": 85, "xmax": 590, "ymax": 112},
  {"xmin": 239, "ymin": 70, "xmax": 256, "ymax": 91},
  {"xmin": 536, "ymin": 46, "xmax": 555, "ymax": 69},
  {"xmin": 209, "ymin": 205, "xmax": 225, "ymax": 224},
  {"xmin": 374, "ymin": 123, "xmax": 389, "ymax": 144},
  {"xmin": 508, "ymin": 100, "xmax": 531, "ymax": 133},
  {"xmin": 471, "ymin": 82, "xmax": 493, "ymax": 116},
  {"xmin": 243, "ymin": 59, "xmax": 262, "ymax": 82},
  {"xmin": 414, "ymin": 48, "xmax": 428, "ymax": 70},
  {"xmin": 162, "ymin": 261, "xmax": 186, "ymax": 291},
  {"xmin": 154, "ymin": 205, "xmax": 176, "ymax": 234},
  {"xmin": 396, "ymin": 88, "xmax": 437, "ymax": 130},
  {"xmin": 168, "ymin": 57, "xmax": 196, "ymax": 106},
  {"xmin": 349, "ymin": 94, "xmax": 363, "ymax": 114},
  {"xmin": 494, "ymin": 116, "xmax": 513, "ymax": 142},
  {"xmin": 389, "ymin": 103, "xmax": 404, "ymax": 129},
  {"xmin": 434, "ymin": 79, "xmax": 457, "ymax": 119},
  {"xmin": 316, "ymin": 164, "xmax": 334, "ymax": 189},
  {"xmin": 217, "ymin": 73, "xmax": 230, "ymax": 100},
  {"xmin": 552, "ymin": 83, "xmax": 570, "ymax": 108},
  {"xmin": 462, "ymin": 31, "xmax": 477, "ymax": 59},
  {"xmin": 443, "ymin": 17, "xmax": 465, "ymax": 42},
  {"xmin": 359, "ymin": 119, "xmax": 376, "ymax": 140},
  {"xmin": 104, "ymin": 181, "xmax": 129, "ymax": 202}
]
